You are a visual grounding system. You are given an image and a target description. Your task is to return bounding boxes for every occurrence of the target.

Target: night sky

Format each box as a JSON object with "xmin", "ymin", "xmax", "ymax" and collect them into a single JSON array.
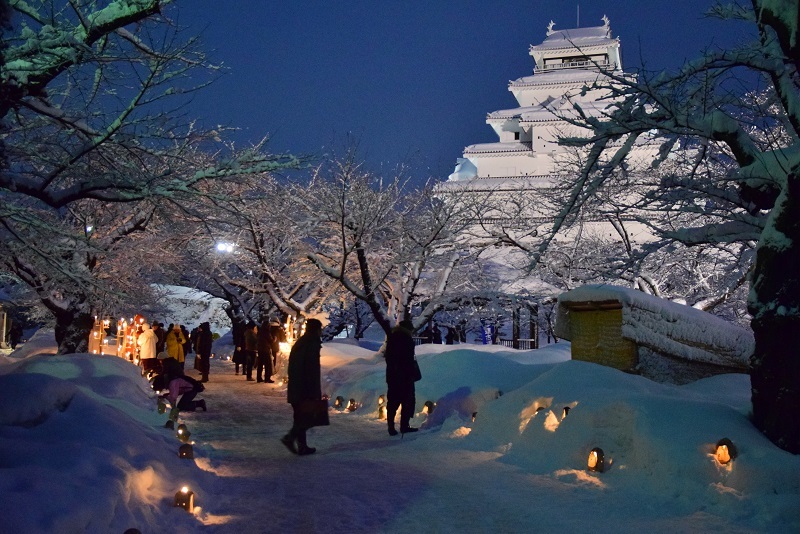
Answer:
[{"xmin": 175, "ymin": 1, "xmax": 753, "ymax": 184}]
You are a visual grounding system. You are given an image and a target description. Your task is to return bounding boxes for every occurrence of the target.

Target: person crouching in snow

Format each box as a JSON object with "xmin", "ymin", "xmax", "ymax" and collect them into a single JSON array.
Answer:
[{"xmin": 155, "ymin": 352, "xmax": 207, "ymax": 412}]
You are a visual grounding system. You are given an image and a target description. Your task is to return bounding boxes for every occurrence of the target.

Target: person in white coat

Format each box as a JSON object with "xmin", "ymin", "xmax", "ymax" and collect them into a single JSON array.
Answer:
[{"xmin": 137, "ymin": 323, "xmax": 159, "ymax": 374}]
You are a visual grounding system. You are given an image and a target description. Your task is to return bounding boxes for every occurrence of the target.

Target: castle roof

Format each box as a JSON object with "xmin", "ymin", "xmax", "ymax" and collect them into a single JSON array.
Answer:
[{"xmin": 530, "ymin": 24, "xmax": 615, "ymax": 53}]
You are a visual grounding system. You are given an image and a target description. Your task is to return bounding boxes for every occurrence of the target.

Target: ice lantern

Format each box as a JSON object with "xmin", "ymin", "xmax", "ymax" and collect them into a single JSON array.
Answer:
[
  {"xmin": 715, "ymin": 438, "xmax": 737, "ymax": 465},
  {"xmin": 179, "ymin": 443, "xmax": 194, "ymax": 459},
  {"xmin": 177, "ymin": 423, "xmax": 191, "ymax": 443},
  {"xmin": 587, "ymin": 447, "xmax": 605, "ymax": 472},
  {"xmin": 174, "ymin": 486, "xmax": 194, "ymax": 511}
]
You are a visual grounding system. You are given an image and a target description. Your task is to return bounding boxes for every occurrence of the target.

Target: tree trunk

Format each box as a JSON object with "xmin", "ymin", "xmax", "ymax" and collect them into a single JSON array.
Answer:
[
  {"xmin": 748, "ymin": 172, "xmax": 800, "ymax": 454},
  {"xmin": 54, "ymin": 309, "xmax": 95, "ymax": 355}
]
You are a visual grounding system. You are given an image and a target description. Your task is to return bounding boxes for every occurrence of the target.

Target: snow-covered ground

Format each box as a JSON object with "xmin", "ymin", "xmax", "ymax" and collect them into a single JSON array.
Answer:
[{"xmin": 1, "ymin": 331, "xmax": 799, "ymax": 533}]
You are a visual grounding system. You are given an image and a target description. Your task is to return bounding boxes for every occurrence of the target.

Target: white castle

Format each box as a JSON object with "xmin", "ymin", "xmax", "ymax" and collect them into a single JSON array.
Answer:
[{"xmin": 437, "ymin": 17, "xmax": 654, "ymax": 244}]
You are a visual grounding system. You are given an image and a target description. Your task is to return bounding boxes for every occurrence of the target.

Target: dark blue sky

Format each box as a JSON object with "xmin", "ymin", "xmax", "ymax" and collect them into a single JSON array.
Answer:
[{"xmin": 176, "ymin": 1, "xmax": 752, "ymax": 183}]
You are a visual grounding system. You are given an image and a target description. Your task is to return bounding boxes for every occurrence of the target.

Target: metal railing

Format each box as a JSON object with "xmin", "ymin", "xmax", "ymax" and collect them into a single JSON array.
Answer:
[
  {"xmin": 538, "ymin": 60, "xmax": 611, "ymax": 72},
  {"xmin": 498, "ymin": 338, "xmax": 537, "ymax": 350}
]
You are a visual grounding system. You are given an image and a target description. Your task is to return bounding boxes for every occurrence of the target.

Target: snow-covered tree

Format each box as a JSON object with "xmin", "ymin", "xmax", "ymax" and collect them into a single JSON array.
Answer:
[
  {"xmin": 298, "ymin": 156, "xmax": 474, "ymax": 337},
  {"xmin": 544, "ymin": 1, "xmax": 800, "ymax": 453},
  {"xmin": 0, "ymin": 1, "xmax": 300, "ymax": 351}
]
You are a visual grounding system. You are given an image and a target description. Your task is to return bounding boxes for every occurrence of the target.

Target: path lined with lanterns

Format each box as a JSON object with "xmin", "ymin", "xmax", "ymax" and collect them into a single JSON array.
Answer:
[{"xmin": 170, "ymin": 358, "xmax": 680, "ymax": 532}]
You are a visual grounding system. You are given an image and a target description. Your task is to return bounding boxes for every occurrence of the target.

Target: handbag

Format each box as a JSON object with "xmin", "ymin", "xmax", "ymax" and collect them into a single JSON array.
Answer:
[
  {"xmin": 298, "ymin": 399, "xmax": 330, "ymax": 427},
  {"xmin": 411, "ymin": 359, "xmax": 422, "ymax": 382}
]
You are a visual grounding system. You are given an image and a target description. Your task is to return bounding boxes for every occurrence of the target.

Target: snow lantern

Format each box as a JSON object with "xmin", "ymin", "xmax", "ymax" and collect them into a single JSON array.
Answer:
[
  {"xmin": 588, "ymin": 447, "xmax": 605, "ymax": 472},
  {"xmin": 472, "ymin": 412, "xmax": 477, "ymax": 422},
  {"xmin": 334, "ymin": 396, "xmax": 345, "ymax": 410},
  {"xmin": 347, "ymin": 399, "xmax": 358, "ymax": 412},
  {"xmin": 423, "ymin": 400, "xmax": 436, "ymax": 414},
  {"xmin": 174, "ymin": 486, "xmax": 194, "ymax": 511},
  {"xmin": 179, "ymin": 443, "xmax": 194, "ymax": 459},
  {"xmin": 377, "ymin": 395, "xmax": 387, "ymax": 419},
  {"xmin": 164, "ymin": 420, "xmax": 175, "ymax": 430},
  {"xmin": 562, "ymin": 406, "xmax": 571, "ymax": 419},
  {"xmin": 177, "ymin": 423, "xmax": 191, "ymax": 443},
  {"xmin": 715, "ymin": 438, "xmax": 737, "ymax": 465}
]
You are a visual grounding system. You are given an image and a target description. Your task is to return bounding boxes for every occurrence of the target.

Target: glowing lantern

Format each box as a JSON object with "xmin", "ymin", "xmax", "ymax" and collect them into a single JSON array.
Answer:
[
  {"xmin": 174, "ymin": 486, "xmax": 194, "ymax": 511},
  {"xmin": 377, "ymin": 405, "xmax": 387, "ymax": 420},
  {"xmin": 587, "ymin": 447, "xmax": 605, "ymax": 472},
  {"xmin": 179, "ymin": 443, "xmax": 194, "ymax": 459},
  {"xmin": 157, "ymin": 398, "xmax": 167, "ymax": 414},
  {"xmin": 177, "ymin": 424, "xmax": 191, "ymax": 443},
  {"xmin": 334, "ymin": 396, "xmax": 344, "ymax": 409},
  {"xmin": 562, "ymin": 406, "xmax": 571, "ymax": 419},
  {"xmin": 347, "ymin": 399, "xmax": 358, "ymax": 412},
  {"xmin": 378, "ymin": 395, "xmax": 386, "ymax": 406},
  {"xmin": 715, "ymin": 438, "xmax": 737, "ymax": 465},
  {"xmin": 423, "ymin": 400, "xmax": 436, "ymax": 414}
]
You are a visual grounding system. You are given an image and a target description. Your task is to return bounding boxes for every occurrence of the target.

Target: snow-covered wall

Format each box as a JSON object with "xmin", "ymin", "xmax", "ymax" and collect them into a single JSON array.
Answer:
[{"xmin": 555, "ymin": 285, "xmax": 753, "ymax": 369}]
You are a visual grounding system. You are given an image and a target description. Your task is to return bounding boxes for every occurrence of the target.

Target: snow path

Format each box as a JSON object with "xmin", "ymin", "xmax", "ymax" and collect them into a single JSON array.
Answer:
[{"xmin": 178, "ymin": 359, "xmax": 758, "ymax": 534}]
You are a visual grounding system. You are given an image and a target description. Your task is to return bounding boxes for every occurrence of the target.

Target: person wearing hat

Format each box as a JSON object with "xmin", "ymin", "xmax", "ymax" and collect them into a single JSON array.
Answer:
[
  {"xmin": 281, "ymin": 318, "xmax": 324, "ymax": 455},
  {"xmin": 384, "ymin": 319, "xmax": 420, "ymax": 436}
]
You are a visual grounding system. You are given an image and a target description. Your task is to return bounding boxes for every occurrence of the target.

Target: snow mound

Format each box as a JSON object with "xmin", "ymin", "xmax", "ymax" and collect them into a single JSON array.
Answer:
[{"xmin": 0, "ymin": 353, "xmax": 213, "ymax": 532}]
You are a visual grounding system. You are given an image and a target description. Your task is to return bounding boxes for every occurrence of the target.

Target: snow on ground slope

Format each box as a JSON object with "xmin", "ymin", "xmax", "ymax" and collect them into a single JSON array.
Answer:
[{"xmin": 1, "ymin": 334, "xmax": 798, "ymax": 533}]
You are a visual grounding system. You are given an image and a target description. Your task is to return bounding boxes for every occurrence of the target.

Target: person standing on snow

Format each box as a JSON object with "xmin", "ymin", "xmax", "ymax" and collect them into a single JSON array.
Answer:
[
  {"xmin": 256, "ymin": 318, "xmax": 275, "ymax": 383},
  {"xmin": 137, "ymin": 322, "xmax": 159, "ymax": 374},
  {"xmin": 384, "ymin": 319, "xmax": 420, "ymax": 436},
  {"xmin": 281, "ymin": 318, "xmax": 324, "ymax": 455},
  {"xmin": 165, "ymin": 323, "xmax": 187, "ymax": 370},
  {"xmin": 195, "ymin": 322, "xmax": 213, "ymax": 383},
  {"xmin": 243, "ymin": 321, "xmax": 258, "ymax": 381}
]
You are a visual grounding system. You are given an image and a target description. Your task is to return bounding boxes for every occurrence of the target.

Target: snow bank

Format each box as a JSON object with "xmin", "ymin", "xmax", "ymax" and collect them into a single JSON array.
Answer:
[
  {"xmin": 464, "ymin": 360, "xmax": 800, "ymax": 525},
  {"xmin": 0, "ymin": 353, "xmax": 214, "ymax": 533}
]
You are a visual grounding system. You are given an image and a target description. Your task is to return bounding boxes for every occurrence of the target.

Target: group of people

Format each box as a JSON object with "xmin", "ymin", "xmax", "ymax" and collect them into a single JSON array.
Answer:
[
  {"xmin": 280, "ymin": 317, "xmax": 422, "ymax": 456},
  {"xmin": 139, "ymin": 320, "xmax": 213, "ymax": 415},
  {"xmin": 138, "ymin": 321, "xmax": 214, "ymax": 383},
  {"xmin": 231, "ymin": 319, "xmax": 284, "ymax": 383},
  {"xmin": 137, "ymin": 313, "xmax": 423, "ymax": 457}
]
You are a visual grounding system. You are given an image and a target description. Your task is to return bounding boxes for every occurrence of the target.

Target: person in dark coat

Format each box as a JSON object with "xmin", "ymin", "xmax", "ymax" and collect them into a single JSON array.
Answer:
[
  {"xmin": 231, "ymin": 319, "xmax": 246, "ymax": 375},
  {"xmin": 269, "ymin": 320, "xmax": 285, "ymax": 370},
  {"xmin": 8, "ymin": 323, "xmax": 23, "ymax": 349},
  {"xmin": 153, "ymin": 322, "xmax": 166, "ymax": 354},
  {"xmin": 431, "ymin": 324, "xmax": 443, "ymax": 344},
  {"xmin": 195, "ymin": 322, "xmax": 213, "ymax": 383},
  {"xmin": 256, "ymin": 319, "xmax": 274, "ymax": 383},
  {"xmin": 385, "ymin": 319, "xmax": 419, "ymax": 435},
  {"xmin": 281, "ymin": 318, "xmax": 323, "ymax": 455},
  {"xmin": 243, "ymin": 321, "xmax": 258, "ymax": 381}
]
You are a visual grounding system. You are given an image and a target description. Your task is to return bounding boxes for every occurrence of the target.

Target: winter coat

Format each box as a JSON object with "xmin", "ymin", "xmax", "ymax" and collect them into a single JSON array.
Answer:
[
  {"xmin": 385, "ymin": 325, "xmax": 417, "ymax": 386},
  {"xmin": 166, "ymin": 329, "xmax": 187, "ymax": 362},
  {"xmin": 244, "ymin": 327, "xmax": 258, "ymax": 352},
  {"xmin": 257, "ymin": 324, "xmax": 273, "ymax": 358},
  {"xmin": 181, "ymin": 326, "xmax": 192, "ymax": 355},
  {"xmin": 196, "ymin": 324, "xmax": 213, "ymax": 357},
  {"xmin": 231, "ymin": 321, "xmax": 247, "ymax": 364},
  {"xmin": 286, "ymin": 332, "xmax": 322, "ymax": 405},
  {"xmin": 269, "ymin": 324, "xmax": 284, "ymax": 356},
  {"xmin": 137, "ymin": 326, "xmax": 158, "ymax": 360}
]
